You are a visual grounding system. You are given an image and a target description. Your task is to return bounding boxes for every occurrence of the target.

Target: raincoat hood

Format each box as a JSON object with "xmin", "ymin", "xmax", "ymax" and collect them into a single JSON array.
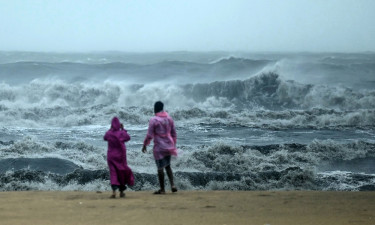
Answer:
[{"xmin": 111, "ymin": 117, "xmax": 121, "ymax": 131}]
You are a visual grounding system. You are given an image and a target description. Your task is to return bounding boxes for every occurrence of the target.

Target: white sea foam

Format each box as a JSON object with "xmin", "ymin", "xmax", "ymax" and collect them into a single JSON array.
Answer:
[
  {"xmin": 1, "ymin": 71, "xmax": 374, "ymax": 130},
  {"xmin": 1, "ymin": 52, "xmax": 374, "ymax": 191}
]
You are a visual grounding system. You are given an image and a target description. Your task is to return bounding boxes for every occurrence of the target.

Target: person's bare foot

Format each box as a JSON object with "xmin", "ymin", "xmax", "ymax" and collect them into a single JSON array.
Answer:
[
  {"xmin": 110, "ymin": 194, "xmax": 116, "ymax": 198},
  {"xmin": 120, "ymin": 192, "xmax": 125, "ymax": 198}
]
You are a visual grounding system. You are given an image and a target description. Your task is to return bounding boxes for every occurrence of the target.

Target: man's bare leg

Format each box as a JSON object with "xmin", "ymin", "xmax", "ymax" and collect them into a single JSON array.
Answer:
[
  {"xmin": 166, "ymin": 165, "xmax": 177, "ymax": 192},
  {"xmin": 155, "ymin": 169, "xmax": 166, "ymax": 194}
]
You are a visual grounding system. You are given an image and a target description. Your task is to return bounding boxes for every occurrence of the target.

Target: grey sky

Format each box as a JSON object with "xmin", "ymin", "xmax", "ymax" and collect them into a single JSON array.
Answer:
[{"xmin": 0, "ymin": 0, "xmax": 374, "ymax": 52}]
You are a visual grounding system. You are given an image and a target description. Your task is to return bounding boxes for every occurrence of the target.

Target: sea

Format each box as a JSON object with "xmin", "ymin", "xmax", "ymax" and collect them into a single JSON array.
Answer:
[{"xmin": 0, "ymin": 51, "xmax": 374, "ymax": 191}]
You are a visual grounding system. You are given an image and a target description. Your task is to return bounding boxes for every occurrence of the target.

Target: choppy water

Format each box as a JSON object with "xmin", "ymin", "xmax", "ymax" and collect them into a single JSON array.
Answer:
[{"xmin": 0, "ymin": 51, "xmax": 374, "ymax": 191}]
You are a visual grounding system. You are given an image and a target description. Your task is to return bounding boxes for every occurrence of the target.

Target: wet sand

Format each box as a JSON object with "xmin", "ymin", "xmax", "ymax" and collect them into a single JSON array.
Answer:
[{"xmin": 0, "ymin": 191, "xmax": 374, "ymax": 225}]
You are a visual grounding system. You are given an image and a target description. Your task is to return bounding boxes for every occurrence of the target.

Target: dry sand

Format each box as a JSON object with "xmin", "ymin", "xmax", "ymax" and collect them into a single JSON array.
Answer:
[{"xmin": 0, "ymin": 190, "xmax": 374, "ymax": 225}]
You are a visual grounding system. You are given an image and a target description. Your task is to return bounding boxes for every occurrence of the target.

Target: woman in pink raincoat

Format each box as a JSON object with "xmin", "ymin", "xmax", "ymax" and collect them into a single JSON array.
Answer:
[
  {"xmin": 104, "ymin": 117, "xmax": 134, "ymax": 198},
  {"xmin": 142, "ymin": 101, "xmax": 178, "ymax": 194}
]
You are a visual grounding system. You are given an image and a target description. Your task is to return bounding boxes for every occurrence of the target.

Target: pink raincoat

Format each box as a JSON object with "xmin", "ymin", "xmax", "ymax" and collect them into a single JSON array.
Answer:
[
  {"xmin": 104, "ymin": 117, "xmax": 134, "ymax": 187},
  {"xmin": 144, "ymin": 111, "xmax": 177, "ymax": 160}
]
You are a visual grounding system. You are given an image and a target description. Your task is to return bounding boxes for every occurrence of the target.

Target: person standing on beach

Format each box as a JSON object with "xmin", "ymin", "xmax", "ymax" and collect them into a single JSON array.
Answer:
[
  {"xmin": 104, "ymin": 117, "xmax": 134, "ymax": 198},
  {"xmin": 142, "ymin": 101, "xmax": 178, "ymax": 194}
]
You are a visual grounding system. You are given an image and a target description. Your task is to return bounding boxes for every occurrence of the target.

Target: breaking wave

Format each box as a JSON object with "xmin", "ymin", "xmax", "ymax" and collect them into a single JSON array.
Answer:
[
  {"xmin": 0, "ymin": 72, "xmax": 374, "ymax": 129},
  {"xmin": 1, "ymin": 138, "xmax": 374, "ymax": 191},
  {"xmin": 1, "ymin": 52, "xmax": 374, "ymax": 192}
]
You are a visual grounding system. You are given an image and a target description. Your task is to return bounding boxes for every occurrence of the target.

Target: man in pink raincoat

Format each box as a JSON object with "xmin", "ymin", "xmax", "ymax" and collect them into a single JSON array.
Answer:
[
  {"xmin": 104, "ymin": 117, "xmax": 134, "ymax": 198},
  {"xmin": 142, "ymin": 101, "xmax": 178, "ymax": 194}
]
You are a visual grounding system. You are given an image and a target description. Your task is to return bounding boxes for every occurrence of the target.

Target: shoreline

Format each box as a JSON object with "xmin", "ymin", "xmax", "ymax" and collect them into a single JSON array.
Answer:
[{"xmin": 0, "ymin": 190, "xmax": 373, "ymax": 225}]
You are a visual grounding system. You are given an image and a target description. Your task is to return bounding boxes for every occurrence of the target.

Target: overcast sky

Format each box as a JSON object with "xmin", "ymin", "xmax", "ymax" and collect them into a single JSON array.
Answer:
[{"xmin": 0, "ymin": 0, "xmax": 374, "ymax": 52}]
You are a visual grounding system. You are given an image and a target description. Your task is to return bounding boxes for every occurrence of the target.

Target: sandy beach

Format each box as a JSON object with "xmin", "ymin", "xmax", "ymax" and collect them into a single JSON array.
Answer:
[{"xmin": 0, "ymin": 190, "xmax": 373, "ymax": 225}]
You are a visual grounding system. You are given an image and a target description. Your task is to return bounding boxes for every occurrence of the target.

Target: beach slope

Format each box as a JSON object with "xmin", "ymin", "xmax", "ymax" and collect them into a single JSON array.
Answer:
[{"xmin": 0, "ymin": 191, "xmax": 373, "ymax": 225}]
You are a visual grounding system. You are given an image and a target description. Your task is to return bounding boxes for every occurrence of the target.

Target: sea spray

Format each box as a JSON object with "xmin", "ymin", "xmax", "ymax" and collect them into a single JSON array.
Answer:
[{"xmin": 1, "ymin": 52, "xmax": 374, "ymax": 191}]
